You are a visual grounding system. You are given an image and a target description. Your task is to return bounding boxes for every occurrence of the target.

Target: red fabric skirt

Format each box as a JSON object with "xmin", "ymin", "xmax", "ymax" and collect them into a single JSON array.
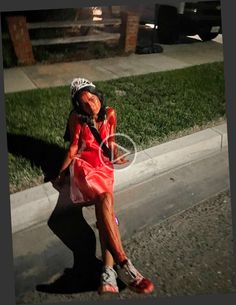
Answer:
[{"xmin": 70, "ymin": 148, "xmax": 114, "ymax": 204}]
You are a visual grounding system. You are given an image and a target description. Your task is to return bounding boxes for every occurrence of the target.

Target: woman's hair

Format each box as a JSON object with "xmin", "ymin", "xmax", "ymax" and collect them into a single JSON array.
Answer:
[{"xmin": 71, "ymin": 86, "xmax": 106, "ymax": 122}]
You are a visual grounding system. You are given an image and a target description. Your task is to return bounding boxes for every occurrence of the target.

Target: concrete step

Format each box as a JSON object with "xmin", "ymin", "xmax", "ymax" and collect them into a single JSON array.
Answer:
[
  {"xmin": 31, "ymin": 32, "xmax": 121, "ymax": 46},
  {"xmin": 27, "ymin": 18, "xmax": 121, "ymax": 29}
]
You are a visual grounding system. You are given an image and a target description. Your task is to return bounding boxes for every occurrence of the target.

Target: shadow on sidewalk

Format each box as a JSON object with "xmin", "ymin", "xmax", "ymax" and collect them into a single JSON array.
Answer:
[
  {"xmin": 36, "ymin": 180, "xmax": 126, "ymax": 294},
  {"xmin": 36, "ymin": 180, "xmax": 102, "ymax": 294},
  {"xmin": 7, "ymin": 133, "xmax": 66, "ymax": 181}
]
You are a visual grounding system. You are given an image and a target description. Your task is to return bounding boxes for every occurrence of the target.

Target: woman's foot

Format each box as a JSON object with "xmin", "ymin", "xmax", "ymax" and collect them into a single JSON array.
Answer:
[
  {"xmin": 116, "ymin": 259, "xmax": 154, "ymax": 294},
  {"xmin": 98, "ymin": 266, "xmax": 119, "ymax": 294}
]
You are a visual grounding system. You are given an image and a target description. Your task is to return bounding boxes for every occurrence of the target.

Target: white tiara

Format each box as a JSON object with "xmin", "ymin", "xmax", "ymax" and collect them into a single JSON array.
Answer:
[{"xmin": 70, "ymin": 78, "xmax": 96, "ymax": 98}]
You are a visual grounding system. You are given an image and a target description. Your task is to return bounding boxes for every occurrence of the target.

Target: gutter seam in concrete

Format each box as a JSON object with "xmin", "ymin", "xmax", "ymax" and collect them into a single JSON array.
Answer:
[{"xmin": 211, "ymin": 127, "xmax": 223, "ymax": 149}]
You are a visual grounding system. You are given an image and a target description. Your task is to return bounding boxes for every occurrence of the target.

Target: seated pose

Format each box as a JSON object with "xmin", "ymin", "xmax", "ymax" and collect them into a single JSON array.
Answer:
[{"xmin": 55, "ymin": 78, "xmax": 154, "ymax": 295}]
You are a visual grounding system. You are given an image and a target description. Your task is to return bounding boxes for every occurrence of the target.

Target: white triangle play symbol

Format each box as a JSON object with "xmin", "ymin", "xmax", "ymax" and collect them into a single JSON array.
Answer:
[{"xmin": 112, "ymin": 142, "xmax": 131, "ymax": 163}]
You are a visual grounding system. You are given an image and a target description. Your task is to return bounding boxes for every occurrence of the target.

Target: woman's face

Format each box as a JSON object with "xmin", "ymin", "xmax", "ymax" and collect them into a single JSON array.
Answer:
[{"xmin": 79, "ymin": 91, "xmax": 101, "ymax": 116}]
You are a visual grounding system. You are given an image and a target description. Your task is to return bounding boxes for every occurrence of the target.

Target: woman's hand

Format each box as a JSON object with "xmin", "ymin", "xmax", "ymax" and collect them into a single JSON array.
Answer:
[
  {"xmin": 109, "ymin": 140, "xmax": 129, "ymax": 165},
  {"xmin": 113, "ymin": 155, "xmax": 129, "ymax": 165},
  {"xmin": 52, "ymin": 172, "xmax": 66, "ymax": 190}
]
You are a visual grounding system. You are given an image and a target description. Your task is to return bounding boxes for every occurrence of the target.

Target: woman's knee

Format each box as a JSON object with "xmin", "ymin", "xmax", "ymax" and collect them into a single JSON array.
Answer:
[{"xmin": 96, "ymin": 192, "xmax": 113, "ymax": 207}]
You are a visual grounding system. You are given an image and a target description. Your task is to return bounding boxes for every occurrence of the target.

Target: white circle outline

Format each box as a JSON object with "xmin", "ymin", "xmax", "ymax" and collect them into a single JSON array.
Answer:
[{"xmin": 98, "ymin": 133, "xmax": 137, "ymax": 171}]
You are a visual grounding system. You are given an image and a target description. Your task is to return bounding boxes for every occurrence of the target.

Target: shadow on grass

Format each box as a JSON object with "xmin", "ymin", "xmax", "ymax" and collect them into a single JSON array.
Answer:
[{"xmin": 7, "ymin": 133, "xmax": 66, "ymax": 181}]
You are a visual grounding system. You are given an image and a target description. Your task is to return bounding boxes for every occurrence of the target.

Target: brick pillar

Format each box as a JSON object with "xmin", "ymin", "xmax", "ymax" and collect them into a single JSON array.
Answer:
[
  {"xmin": 6, "ymin": 16, "xmax": 35, "ymax": 65},
  {"xmin": 121, "ymin": 11, "xmax": 140, "ymax": 54}
]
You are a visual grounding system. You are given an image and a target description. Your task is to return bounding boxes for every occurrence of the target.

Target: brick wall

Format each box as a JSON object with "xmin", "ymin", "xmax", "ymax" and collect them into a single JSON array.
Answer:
[
  {"xmin": 121, "ymin": 11, "xmax": 140, "ymax": 54},
  {"xmin": 6, "ymin": 16, "xmax": 35, "ymax": 65}
]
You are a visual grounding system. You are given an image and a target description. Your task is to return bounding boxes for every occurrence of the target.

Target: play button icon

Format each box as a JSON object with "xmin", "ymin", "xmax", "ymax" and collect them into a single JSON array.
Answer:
[{"xmin": 98, "ymin": 133, "xmax": 137, "ymax": 171}]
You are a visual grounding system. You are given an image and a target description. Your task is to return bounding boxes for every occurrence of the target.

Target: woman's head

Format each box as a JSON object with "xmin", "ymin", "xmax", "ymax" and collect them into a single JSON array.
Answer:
[
  {"xmin": 79, "ymin": 90, "xmax": 101, "ymax": 116},
  {"xmin": 70, "ymin": 78, "xmax": 106, "ymax": 121}
]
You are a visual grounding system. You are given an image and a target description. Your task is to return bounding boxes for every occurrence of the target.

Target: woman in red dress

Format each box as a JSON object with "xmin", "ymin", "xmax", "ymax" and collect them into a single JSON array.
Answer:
[{"xmin": 55, "ymin": 78, "xmax": 154, "ymax": 295}]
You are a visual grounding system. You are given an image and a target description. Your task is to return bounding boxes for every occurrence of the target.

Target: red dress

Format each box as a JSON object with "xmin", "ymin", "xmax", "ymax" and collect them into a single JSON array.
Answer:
[{"xmin": 69, "ymin": 107, "xmax": 115, "ymax": 204}]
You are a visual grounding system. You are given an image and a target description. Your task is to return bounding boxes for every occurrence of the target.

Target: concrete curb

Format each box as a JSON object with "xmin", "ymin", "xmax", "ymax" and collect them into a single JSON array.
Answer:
[{"xmin": 10, "ymin": 123, "xmax": 228, "ymax": 234}]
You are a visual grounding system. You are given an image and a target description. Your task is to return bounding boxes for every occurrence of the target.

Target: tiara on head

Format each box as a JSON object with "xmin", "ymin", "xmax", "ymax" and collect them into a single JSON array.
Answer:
[{"xmin": 70, "ymin": 78, "xmax": 96, "ymax": 98}]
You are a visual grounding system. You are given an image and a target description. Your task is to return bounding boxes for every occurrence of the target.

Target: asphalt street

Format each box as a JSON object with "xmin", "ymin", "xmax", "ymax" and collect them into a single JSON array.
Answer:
[{"xmin": 17, "ymin": 189, "xmax": 236, "ymax": 304}]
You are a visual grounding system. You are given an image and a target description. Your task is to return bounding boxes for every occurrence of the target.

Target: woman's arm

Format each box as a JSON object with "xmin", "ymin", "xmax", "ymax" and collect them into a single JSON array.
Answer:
[
  {"xmin": 107, "ymin": 107, "xmax": 118, "ymax": 159},
  {"xmin": 55, "ymin": 113, "xmax": 81, "ymax": 183},
  {"xmin": 107, "ymin": 107, "xmax": 128, "ymax": 164}
]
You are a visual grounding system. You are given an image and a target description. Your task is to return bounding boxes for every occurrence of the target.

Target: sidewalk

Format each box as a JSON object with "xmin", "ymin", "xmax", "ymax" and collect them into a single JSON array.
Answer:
[{"xmin": 3, "ymin": 38, "xmax": 223, "ymax": 93}]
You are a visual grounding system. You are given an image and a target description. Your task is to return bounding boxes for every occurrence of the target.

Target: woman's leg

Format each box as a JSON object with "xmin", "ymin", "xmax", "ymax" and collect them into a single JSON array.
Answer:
[
  {"xmin": 99, "ymin": 229, "xmax": 114, "ymax": 267},
  {"xmin": 95, "ymin": 192, "xmax": 127, "ymax": 265},
  {"xmin": 80, "ymin": 196, "xmax": 117, "ymax": 266},
  {"xmin": 95, "ymin": 192, "xmax": 154, "ymax": 295},
  {"xmin": 95, "ymin": 192, "xmax": 123, "ymax": 294}
]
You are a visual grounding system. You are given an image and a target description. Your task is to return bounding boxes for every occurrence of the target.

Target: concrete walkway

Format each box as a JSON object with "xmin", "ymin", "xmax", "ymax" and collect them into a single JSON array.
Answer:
[{"xmin": 4, "ymin": 37, "xmax": 223, "ymax": 93}]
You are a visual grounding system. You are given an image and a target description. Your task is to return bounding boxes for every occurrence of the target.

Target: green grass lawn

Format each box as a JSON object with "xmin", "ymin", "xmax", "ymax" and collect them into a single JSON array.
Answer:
[{"xmin": 5, "ymin": 62, "xmax": 226, "ymax": 193}]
